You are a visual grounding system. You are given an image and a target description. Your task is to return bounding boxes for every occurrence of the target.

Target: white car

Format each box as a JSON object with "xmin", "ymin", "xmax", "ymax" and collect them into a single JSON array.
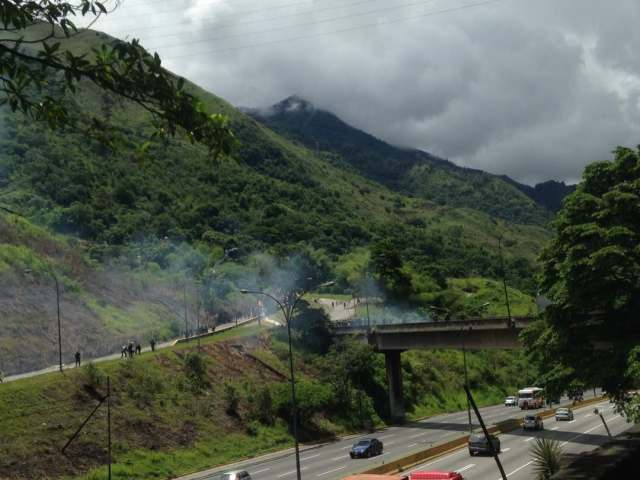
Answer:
[{"xmin": 504, "ymin": 396, "xmax": 517, "ymax": 406}]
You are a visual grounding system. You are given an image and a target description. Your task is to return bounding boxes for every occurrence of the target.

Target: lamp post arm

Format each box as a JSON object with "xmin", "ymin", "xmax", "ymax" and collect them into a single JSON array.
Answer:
[{"xmin": 242, "ymin": 290, "xmax": 288, "ymax": 323}]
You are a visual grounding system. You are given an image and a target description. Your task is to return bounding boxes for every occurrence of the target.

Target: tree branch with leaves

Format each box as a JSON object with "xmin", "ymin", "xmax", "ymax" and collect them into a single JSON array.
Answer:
[{"xmin": 0, "ymin": 0, "xmax": 234, "ymax": 155}]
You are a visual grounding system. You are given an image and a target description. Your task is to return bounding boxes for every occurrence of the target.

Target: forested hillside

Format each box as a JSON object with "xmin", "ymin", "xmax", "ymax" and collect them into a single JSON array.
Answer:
[
  {"xmin": 245, "ymin": 96, "xmax": 554, "ymax": 225},
  {"xmin": 0, "ymin": 26, "xmax": 550, "ymax": 374}
]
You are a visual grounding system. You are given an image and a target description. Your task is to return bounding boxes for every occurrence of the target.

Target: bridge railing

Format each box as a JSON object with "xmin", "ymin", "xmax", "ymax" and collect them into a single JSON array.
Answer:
[{"xmin": 331, "ymin": 315, "xmax": 534, "ymax": 332}]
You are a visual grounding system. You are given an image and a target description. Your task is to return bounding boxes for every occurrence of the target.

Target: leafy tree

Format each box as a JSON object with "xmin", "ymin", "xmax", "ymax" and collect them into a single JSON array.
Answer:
[
  {"xmin": 0, "ymin": 0, "xmax": 233, "ymax": 152},
  {"xmin": 527, "ymin": 146, "xmax": 640, "ymax": 416},
  {"xmin": 290, "ymin": 299, "xmax": 332, "ymax": 354}
]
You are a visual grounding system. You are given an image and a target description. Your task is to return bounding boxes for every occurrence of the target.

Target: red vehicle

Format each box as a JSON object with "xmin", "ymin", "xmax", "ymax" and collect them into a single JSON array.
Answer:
[{"xmin": 410, "ymin": 471, "xmax": 464, "ymax": 480}]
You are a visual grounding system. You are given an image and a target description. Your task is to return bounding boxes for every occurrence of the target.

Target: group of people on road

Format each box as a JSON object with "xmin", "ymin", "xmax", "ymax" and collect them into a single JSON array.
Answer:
[
  {"xmin": 120, "ymin": 339, "xmax": 156, "ymax": 359},
  {"xmin": 120, "ymin": 341, "xmax": 142, "ymax": 358}
]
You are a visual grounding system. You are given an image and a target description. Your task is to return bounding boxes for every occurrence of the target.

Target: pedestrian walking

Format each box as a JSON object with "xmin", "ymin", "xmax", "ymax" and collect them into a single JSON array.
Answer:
[
  {"xmin": 128, "ymin": 342, "xmax": 134, "ymax": 358},
  {"xmin": 74, "ymin": 351, "xmax": 81, "ymax": 367},
  {"xmin": 150, "ymin": 339, "xmax": 156, "ymax": 352},
  {"xmin": 121, "ymin": 345, "xmax": 127, "ymax": 358},
  {"xmin": 136, "ymin": 343, "xmax": 141, "ymax": 355}
]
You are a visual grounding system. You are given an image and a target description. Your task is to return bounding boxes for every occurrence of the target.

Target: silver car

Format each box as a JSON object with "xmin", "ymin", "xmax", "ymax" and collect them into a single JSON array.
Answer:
[
  {"xmin": 213, "ymin": 471, "xmax": 252, "ymax": 480},
  {"xmin": 504, "ymin": 396, "xmax": 517, "ymax": 406},
  {"xmin": 555, "ymin": 407, "xmax": 574, "ymax": 421}
]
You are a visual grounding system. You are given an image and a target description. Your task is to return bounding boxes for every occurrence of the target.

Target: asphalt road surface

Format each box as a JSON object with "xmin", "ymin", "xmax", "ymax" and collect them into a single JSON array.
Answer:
[
  {"xmin": 180, "ymin": 390, "xmax": 604, "ymax": 480},
  {"xmin": 406, "ymin": 397, "xmax": 628, "ymax": 479}
]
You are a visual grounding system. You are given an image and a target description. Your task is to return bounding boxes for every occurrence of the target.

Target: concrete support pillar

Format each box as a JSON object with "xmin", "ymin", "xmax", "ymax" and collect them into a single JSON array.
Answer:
[{"xmin": 384, "ymin": 350, "xmax": 404, "ymax": 421}]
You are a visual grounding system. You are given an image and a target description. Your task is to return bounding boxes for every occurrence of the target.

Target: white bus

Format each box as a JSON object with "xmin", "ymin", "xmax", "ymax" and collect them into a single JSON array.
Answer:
[{"xmin": 518, "ymin": 387, "xmax": 544, "ymax": 409}]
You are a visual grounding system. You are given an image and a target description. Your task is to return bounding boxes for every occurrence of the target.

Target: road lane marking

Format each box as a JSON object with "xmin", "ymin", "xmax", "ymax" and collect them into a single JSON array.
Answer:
[
  {"xmin": 559, "ymin": 416, "xmax": 624, "ymax": 447},
  {"xmin": 278, "ymin": 468, "xmax": 307, "ymax": 478},
  {"xmin": 379, "ymin": 434, "xmax": 396, "ymax": 439},
  {"xmin": 385, "ymin": 441, "xmax": 396, "ymax": 446},
  {"xmin": 551, "ymin": 427, "xmax": 559, "ymax": 430},
  {"xmin": 342, "ymin": 446, "xmax": 352, "ymax": 450},
  {"xmin": 524, "ymin": 437, "xmax": 535, "ymax": 442},
  {"xmin": 455, "ymin": 464, "xmax": 475, "ymax": 473},
  {"xmin": 502, "ymin": 448, "xmax": 511, "ymax": 452},
  {"xmin": 317, "ymin": 466, "xmax": 346, "ymax": 477},
  {"xmin": 330, "ymin": 455, "xmax": 345, "ymax": 461},
  {"xmin": 407, "ymin": 443, "xmax": 418, "ymax": 448},
  {"xmin": 301, "ymin": 454, "xmax": 321, "ymax": 461},
  {"xmin": 500, "ymin": 460, "xmax": 532, "ymax": 479},
  {"xmin": 410, "ymin": 432, "xmax": 428, "ymax": 438},
  {"xmin": 252, "ymin": 468, "xmax": 271, "ymax": 475}
]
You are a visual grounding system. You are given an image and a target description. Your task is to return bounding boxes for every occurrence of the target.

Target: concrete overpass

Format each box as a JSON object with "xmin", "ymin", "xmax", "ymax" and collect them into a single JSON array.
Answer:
[{"xmin": 332, "ymin": 316, "xmax": 535, "ymax": 420}]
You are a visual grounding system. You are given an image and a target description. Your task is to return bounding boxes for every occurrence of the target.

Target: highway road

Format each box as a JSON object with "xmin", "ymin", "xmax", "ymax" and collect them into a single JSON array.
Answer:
[
  {"xmin": 179, "ymin": 390, "xmax": 604, "ymax": 480},
  {"xmin": 406, "ymin": 397, "xmax": 628, "ymax": 479}
]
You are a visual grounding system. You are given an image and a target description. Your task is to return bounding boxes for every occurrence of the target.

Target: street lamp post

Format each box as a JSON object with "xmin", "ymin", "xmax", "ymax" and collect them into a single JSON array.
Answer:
[
  {"xmin": 53, "ymin": 271, "xmax": 62, "ymax": 373},
  {"xmin": 498, "ymin": 237, "xmax": 513, "ymax": 328},
  {"xmin": 27, "ymin": 267, "xmax": 63, "ymax": 372},
  {"xmin": 241, "ymin": 280, "xmax": 334, "ymax": 480}
]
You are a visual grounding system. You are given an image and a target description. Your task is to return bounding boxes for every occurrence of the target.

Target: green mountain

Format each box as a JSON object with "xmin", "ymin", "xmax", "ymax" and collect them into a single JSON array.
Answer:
[
  {"xmin": 0, "ymin": 27, "xmax": 551, "ymax": 375},
  {"xmin": 244, "ymin": 96, "xmax": 552, "ymax": 225},
  {"xmin": 507, "ymin": 178, "xmax": 576, "ymax": 212}
]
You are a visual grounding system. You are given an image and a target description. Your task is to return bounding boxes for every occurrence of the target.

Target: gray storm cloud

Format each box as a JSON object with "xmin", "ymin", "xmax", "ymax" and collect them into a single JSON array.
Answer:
[{"xmin": 97, "ymin": 0, "xmax": 640, "ymax": 184}]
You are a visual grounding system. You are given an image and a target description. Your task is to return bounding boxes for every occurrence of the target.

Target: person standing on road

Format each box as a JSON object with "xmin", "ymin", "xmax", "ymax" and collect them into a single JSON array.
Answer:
[
  {"xmin": 136, "ymin": 343, "xmax": 141, "ymax": 355},
  {"xmin": 74, "ymin": 351, "xmax": 81, "ymax": 367},
  {"xmin": 128, "ymin": 342, "xmax": 134, "ymax": 358},
  {"xmin": 150, "ymin": 339, "xmax": 156, "ymax": 352}
]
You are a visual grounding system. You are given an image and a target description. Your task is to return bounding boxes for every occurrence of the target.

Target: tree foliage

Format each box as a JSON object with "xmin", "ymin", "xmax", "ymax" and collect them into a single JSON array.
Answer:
[
  {"xmin": 527, "ymin": 146, "xmax": 640, "ymax": 414},
  {"xmin": 0, "ymin": 0, "xmax": 233, "ymax": 152}
]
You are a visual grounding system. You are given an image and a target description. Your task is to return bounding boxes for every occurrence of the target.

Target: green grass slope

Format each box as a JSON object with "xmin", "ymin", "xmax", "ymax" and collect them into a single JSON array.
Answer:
[{"xmin": 0, "ymin": 322, "xmax": 533, "ymax": 480}]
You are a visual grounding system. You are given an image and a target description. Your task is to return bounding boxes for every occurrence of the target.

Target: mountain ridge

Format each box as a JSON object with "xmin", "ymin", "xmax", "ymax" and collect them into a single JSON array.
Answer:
[{"xmin": 245, "ymin": 96, "xmax": 573, "ymax": 220}]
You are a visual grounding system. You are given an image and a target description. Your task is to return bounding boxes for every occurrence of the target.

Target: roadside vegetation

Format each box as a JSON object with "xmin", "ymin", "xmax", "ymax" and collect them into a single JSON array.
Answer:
[{"xmin": 0, "ymin": 308, "xmax": 531, "ymax": 480}]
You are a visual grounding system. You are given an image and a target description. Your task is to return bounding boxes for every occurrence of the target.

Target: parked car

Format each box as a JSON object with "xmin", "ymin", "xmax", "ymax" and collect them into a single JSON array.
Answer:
[
  {"xmin": 350, "ymin": 438, "xmax": 383, "ymax": 458},
  {"xmin": 468, "ymin": 433, "xmax": 501, "ymax": 456},
  {"xmin": 504, "ymin": 396, "xmax": 517, "ymax": 406},
  {"xmin": 213, "ymin": 471, "xmax": 252, "ymax": 480},
  {"xmin": 555, "ymin": 407, "xmax": 574, "ymax": 421},
  {"xmin": 411, "ymin": 471, "xmax": 464, "ymax": 480},
  {"xmin": 523, "ymin": 414, "xmax": 544, "ymax": 430}
]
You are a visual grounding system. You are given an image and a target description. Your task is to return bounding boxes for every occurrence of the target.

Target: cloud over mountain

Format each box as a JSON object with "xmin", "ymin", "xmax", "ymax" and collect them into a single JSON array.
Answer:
[{"xmin": 97, "ymin": 0, "xmax": 640, "ymax": 184}]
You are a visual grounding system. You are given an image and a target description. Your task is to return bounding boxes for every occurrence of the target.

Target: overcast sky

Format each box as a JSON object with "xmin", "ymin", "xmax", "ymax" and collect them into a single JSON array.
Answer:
[{"xmin": 96, "ymin": 0, "xmax": 640, "ymax": 184}]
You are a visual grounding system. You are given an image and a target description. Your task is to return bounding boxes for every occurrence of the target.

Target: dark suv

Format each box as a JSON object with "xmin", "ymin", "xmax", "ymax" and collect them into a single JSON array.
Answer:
[
  {"xmin": 349, "ymin": 438, "xmax": 383, "ymax": 458},
  {"xmin": 468, "ymin": 433, "xmax": 501, "ymax": 456}
]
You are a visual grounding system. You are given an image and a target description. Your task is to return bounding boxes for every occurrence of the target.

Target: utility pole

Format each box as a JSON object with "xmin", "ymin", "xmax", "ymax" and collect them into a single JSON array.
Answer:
[
  {"xmin": 63, "ymin": 377, "xmax": 112, "ymax": 479},
  {"xmin": 53, "ymin": 272, "xmax": 63, "ymax": 373},
  {"xmin": 183, "ymin": 283, "xmax": 188, "ymax": 339},
  {"xmin": 107, "ymin": 376, "xmax": 112, "ymax": 480},
  {"xmin": 461, "ymin": 327, "xmax": 472, "ymax": 432}
]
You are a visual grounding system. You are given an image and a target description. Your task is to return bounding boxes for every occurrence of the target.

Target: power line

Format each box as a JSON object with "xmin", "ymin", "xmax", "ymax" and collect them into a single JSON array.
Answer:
[
  {"xmin": 143, "ymin": 0, "xmax": 441, "ymax": 50},
  {"xmin": 107, "ymin": 0, "xmax": 378, "ymax": 38},
  {"xmin": 105, "ymin": 0, "xmax": 348, "ymax": 26},
  {"xmin": 160, "ymin": 0, "xmax": 502, "ymax": 60}
]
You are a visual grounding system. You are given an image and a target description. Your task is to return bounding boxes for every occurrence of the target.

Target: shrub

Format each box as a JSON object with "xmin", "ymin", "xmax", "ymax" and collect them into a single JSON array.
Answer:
[
  {"xmin": 184, "ymin": 352, "xmax": 208, "ymax": 391},
  {"xmin": 224, "ymin": 383, "xmax": 240, "ymax": 416},
  {"xmin": 83, "ymin": 362, "xmax": 105, "ymax": 387},
  {"xmin": 531, "ymin": 438, "xmax": 563, "ymax": 479}
]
